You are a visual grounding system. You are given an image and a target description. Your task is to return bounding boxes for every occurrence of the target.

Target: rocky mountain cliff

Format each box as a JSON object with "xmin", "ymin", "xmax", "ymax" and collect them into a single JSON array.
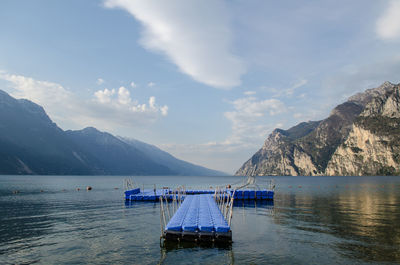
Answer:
[
  {"xmin": 235, "ymin": 81, "xmax": 400, "ymax": 176},
  {"xmin": 0, "ymin": 89, "xmax": 223, "ymax": 176}
]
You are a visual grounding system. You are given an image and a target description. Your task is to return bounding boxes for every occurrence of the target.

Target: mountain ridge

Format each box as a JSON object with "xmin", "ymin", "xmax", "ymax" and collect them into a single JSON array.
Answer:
[
  {"xmin": 0, "ymin": 89, "xmax": 224, "ymax": 176},
  {"xmin": 118, "ymin": 137, "xmax": 224, "ymax": 176}
]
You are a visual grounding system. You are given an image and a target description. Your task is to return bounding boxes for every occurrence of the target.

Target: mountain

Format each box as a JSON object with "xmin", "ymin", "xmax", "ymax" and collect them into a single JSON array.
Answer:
[
  {"xmin": 0, "ymin": 89, "xmax": 223, "ymax": 176},
  {"xmin": 235, "ymin": 81, "xmax": 400, "ymax": 176},
  {"xmin": 0, "ymin": 90, "xmax": 94, "ymax": 175},
  {"xmin": 65, "ymin": 127, "xmax": 173, "ymax": 175},
  {"xmin": 119, "ymin": 137, "xmax": 224, "ymax": 176}
]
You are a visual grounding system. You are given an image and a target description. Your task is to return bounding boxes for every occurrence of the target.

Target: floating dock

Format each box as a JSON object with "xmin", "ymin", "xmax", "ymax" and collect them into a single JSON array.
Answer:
[
  {"xmin": 123, "ymin": 176, "xmax": 275, "ymax": 244},
  {"xmin": 124, "ymin": 188, "xmax": 179, "ymax": 201},
  {"xmin": 163, "ymin": 194, "xmax": 231, "ymax": 242},
  {"xmin": 125, "ymin": 188, "xmax": 274, "ymax": 201}
]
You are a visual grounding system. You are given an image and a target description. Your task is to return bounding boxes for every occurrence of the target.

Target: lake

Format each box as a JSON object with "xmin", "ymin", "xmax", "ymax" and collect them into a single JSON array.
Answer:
[{"xmin": 0, "ymin": 175, "xmax": 399, "ymax": 264}]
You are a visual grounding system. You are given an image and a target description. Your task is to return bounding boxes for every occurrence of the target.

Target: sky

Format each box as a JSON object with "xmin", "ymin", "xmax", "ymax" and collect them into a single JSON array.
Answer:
[{"xmin": 1, "ymin": 0, "xmax": 400, "ymax": 173}]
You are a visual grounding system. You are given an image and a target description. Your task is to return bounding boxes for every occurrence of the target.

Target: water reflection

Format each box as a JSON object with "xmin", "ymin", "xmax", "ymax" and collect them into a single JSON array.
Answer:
[
  {"xmin": 161, "ymin": 240, "xmax": 232, "ymax": 251},
  {"xmin": 233, "ymin": 200, "xmax": 274, "ymax": 208},
  {"xmin": 124, "ymin": 200, "xmax": 159, "ymax": 208},
  {"xmin": 158, "ymin": 241, "xmax": 235, "ymax": 264},
  {"xmin": 274, "ymin": 182, "xmax": 400, "ymax": 263}
]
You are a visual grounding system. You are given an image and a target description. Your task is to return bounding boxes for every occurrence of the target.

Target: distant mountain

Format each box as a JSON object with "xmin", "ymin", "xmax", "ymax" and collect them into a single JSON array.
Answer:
[
  {"xmin": 65, "ymin": 127, "xmax": 173, "ymax": 175},
  {"xmin": 236, "ymin": 81, "xmax": 400, "ymax": 176},
  {"xmin": 0, "ymin": 90, "xmax": 94, "ymax": 175},
  {"xmin": 119, "ymin": 137, "xmax": 224, "ymax": 176},
  {"xmin": 0, "ymin": 89, "xmax": 223, "ymax": 176}
]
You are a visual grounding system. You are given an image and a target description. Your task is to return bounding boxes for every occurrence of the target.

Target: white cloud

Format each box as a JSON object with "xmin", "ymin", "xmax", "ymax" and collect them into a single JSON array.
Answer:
[
  {"xmin": 226, "ymin": 97, "xmax": 286, "ymax": 119},
  {"xmin": 94, "ymin": 88, "xmax": 115, "ymax": 103},
  {"xmin": 149, "ymin": 96, "xmax": 155, "ymax": 108},
  {"xmin": 244, "ymin": 91, "xmax": 256, "ymax": 95},
  {"xmin": 96, "ymin": 78, "xmax": 105, "ymax": 85},
  {"xmin": 130, "ymin": 81, "xmax": 137, "ymax": 88},
  {"xmin": 147, "ymin": 82, "xmax": 155, "ymax": 87},
  {"xmin": 104, "ymin": 0, "xmax": 245, "ymax": 88},
  {"xmin": 0, "ymin": 71, "xmax": 168, "ymax": 132},
  {"xmin": 0, "ymin": 72, "xmax": 73, "ymax": 122},
  {"xmin": 117, "ymin": 86, "xmax": 131, "ymax": 104},
  {"xmin": 223, "ymin": 96, "xmax": 287, "ymax": 147},
  {"xmin": 160, "ymin": 105, "xmax": 168, "ymax": 116},
  {"xmin": 376, "ymin": 0, "xmax": 400, "ymax": 40},
  {"xmin": 93, "ymin": 87, "xmax": 168, "ymax": 116}
]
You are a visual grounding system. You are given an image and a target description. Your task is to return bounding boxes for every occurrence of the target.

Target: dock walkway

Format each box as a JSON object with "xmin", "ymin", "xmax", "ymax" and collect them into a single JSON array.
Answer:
[{"xmin": 163, "ymin": 194, "xmax": 231, "ymax": 242}]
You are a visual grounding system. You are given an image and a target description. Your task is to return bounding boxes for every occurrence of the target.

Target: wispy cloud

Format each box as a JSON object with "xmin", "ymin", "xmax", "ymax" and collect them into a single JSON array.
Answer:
[
  {"xmin": 243, "ymin": 91, "xmax": 256, "ymax": 95},
  {"xmin": 147, "ymin": 82, "xmax": 155, "ymax": 87},
  {"xmin": 104, "ymin": 0, "xmax": 245, "ymax": 89},
  {"xmin": 0, "ymin": 71, "xmax": 168, "ymax": 132},
  {"xmin": 288, "ymin": 79, "xmax": 308, "ymax": 95},
  {"xmin": 96, "ymin": 78, "xmax": 105, "ymax": 85},
  {"xmin": 224, "ymin": 96, "xmax": 287, "ymax": 145},
  {"xmin": 260, "ymin": 79, "xmax": 308, "ymax": 98},
  {"xmin": 376, "ymin": 0, "xmax": 400, "ymax": 41}
]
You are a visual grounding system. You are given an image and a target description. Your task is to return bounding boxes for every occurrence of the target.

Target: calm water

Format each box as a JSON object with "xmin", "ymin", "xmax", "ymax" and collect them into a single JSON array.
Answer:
[{"xmin": 0, "ymin": 175, "xmax": 399, "ymax": 264}]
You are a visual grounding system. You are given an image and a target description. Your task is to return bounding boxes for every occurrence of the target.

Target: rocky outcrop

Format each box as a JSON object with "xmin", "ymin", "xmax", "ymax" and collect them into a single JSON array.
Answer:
[
  {"xmin": 326, "ymin": 83, "xmax": 400, "ymax": 175},
  {"xmin": 236, "ymin": 81, "xmax": 400, "ymax": 176},
  {"xmin": 325, "ymin": 125, "xmax": 400, "ymax": 175}
]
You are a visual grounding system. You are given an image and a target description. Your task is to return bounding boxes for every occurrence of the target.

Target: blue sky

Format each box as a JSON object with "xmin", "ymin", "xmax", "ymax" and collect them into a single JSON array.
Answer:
[{"xmin": 1, "ymin": 0, "xmax": 400, "ymax": 173}]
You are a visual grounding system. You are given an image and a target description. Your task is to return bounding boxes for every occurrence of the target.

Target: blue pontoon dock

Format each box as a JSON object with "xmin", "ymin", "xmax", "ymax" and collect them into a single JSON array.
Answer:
[
  {"xmin": 125, "ymin": 188, "xmax": 274, "ymax": 201},
  {"xmin": 123, "ymin": 177, "xmax": 275, "ymax": 243},
  {"xmin": 163, "ymin": 194, "xmax": 232, "ymax": 242}
]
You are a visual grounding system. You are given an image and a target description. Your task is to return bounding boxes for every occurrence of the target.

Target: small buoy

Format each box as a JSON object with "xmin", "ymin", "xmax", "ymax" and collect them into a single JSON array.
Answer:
[
  {"xmin": 114, "ymin": 187, "xmax": 119, "ymax": 190},
  {"xmin": 62, "ymin": 189, "xmax": 66, "ymax": 192},
  {"xmin": 76, "ymin": 188, "xmax": 80, "ymax": 191},
  {"xmin": 40, "ymin": 190, "xmax": 44, "ymax": 192},
  {"xmin": 13, "ymin": 190, "xmax": 19, "ymax": 194},
  {"xmin": 86, "ymin": 186, "xmax": 92, "ymax": 191}
]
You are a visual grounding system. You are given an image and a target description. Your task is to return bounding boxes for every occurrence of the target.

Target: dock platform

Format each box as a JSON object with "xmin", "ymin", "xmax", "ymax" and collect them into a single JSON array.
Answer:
[
  {"xmin": 123, "ymin": 176, "xmax": 275, "ymax": 246},
  {"xmin": 163, "ymin": 194, "xmax": 231, "ymax": 242},
  {"xmin": 125, "ymin": 188, "xmax": 274, "ymax": 201},
  {"xmin": 124, "ymin": 188, "xmax": 180, "ymax": 201}
]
